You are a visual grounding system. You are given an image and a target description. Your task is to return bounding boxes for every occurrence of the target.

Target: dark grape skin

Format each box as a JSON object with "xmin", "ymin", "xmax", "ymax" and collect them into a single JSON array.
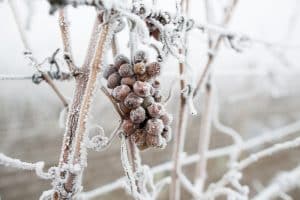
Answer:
[
  {"xmin": 133, "ymin": 81, "xmax": 152, "ymax": 97},
  {"xmin": 124, "ymin": 93, "xmax": 144, "ymax": 109},
  {"xmin": 119, "ymin": 63, "xmax": 134, "ymax": 77},
  {"xmin": 130, "ymin": 107, "xmax": 146, "ymax": 124},
  {"xmin": 122, "ymin": 119, "xmax": 136, "ymax": 137},
  {"xmin": 112, "ymin": 85, "xmax": 131, "ymax": 101},
  {"xmin": 103, "ymin": 64, "xmax": 117, "ymax": 79},
  {"xmin": 114, "ymin": 54, "xmax": 130, "ymax": 69},
  {"xmin": 107, "ymin": 73, "xmax": 121, "ymax": 89}
]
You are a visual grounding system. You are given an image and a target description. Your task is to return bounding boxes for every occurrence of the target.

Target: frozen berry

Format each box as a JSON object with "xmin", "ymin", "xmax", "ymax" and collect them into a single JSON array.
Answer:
[
  {"xmin": 119, "ymin": 102, "xmax": 131, "ymax": 115},
  {"xmin": 130, "ymin": 107, "xmax": 146, "ymax": 124},
  {"xmin": 133, "ymin": 81, "xmax": 152, "ymax": 97},
  {"xmin": 146, "ymin": 62, "xmax": 161, "ymax": 77},
  {"xmin": 146, "ymin": 134, "xmax": 166, "ymax": 148},
  {"xmin": 107, "ymin": 72, "xmax": 121, "ymax": 89},
  {"xmin": 146, "ymin": 134, "xmax": 159, "ymax": 147},
  {"xmin": 146, "ymin": 119, "xmax": 164, "ymax": 136},
  {"xmin": 114, "ymin": 54, "xmax": 130, "ymax": 69},
  {"xmin": 147, "ymin": 103, "xmax": 164, "ymax": 118},
  {"xmin": 160, "ymin": 113, "xmax": 173, "ymax": 126},
  {"xmin": 122, "ymin": 119, "xmax": 136, "ymax": 137},
  {"xmin": 118, "ymin": 63, "xmax": 134, "ymax": 77},
  {"xmin": 121, "ymin": 76, "xmax": 136, "ymax": 86},
  {"xmin": 112, "ymin": 85, "xmax": 131, "ymax": 101},
  {"xmin": 131, "ymin": 129, "xmax": 146, "ymax": 146},
  {"xmin": 142, "ymin": 96, "xmax": 155, "ymax": 108},
  {"xmin": 124, "ymin": 93, "xmax": 144, "ymax": 109},
  {"xmin": 133, "ymin": 62, "xmax": 146, "ymax": 75},
  {"xmin": 103, "ymin": 64, "xmax": 117, "ymax": 79}
]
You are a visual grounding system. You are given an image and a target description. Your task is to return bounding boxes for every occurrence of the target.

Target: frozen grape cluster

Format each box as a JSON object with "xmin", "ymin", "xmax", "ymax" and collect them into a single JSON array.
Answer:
[{"xmin": 103, "ymin": 51, "xmax": 172, "ymax": 150}]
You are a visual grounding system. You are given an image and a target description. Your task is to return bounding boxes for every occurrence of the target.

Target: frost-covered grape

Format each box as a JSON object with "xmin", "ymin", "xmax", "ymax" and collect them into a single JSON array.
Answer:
[
  {"xmin": 142, "ymin": 96, "xmax": 155, "ymax": 108},
  {"xmin": 130, "ymin": 107, "xmax": 146, "ymax": 124},
  {"xmin": 124, "ymin": 93, "xmax": 144, "ymax": 109},
  {"xmin": 160, "ymin": 113, "xmax": 173, "ymax": 126},
  {"xmin": 119, "ymin": 102, "xmax": 131, "ymax": 115},
  {"xmin": 131, "ymin": 129, "xmax": 146, "ymax": 146},
  {"xmin": 146, "ymin": 119, "xmax": 164, "ymax": 136},
  {"xmin": 133, "ymin": 62, "xmax": 146, "ymax": 75},
  {"xmin": 146, "ymin": 134, "xmax": 166, "ymax": 148},
  {"xmin": 122, "ymin": 119, "xmax": 136, "ymax": 137},
  {"xmin": 103, "ymin": 64, "xmax": 117, "ymax": 79},
  {"xmin": 133, "ymin": 81, "xmax": 152, "ymax": 97},
  {"xmin": 147, "ymin": 103, "xmax": 164, "ymax": 118},
  {"xmin": 118, "ymin": 63, "xmax": 134, "ymax": 77},
  {"xmin": 107, "ymin": 72, "xmax": 121, "ymax": 89},
  {"xmin": 112, "ymin": 85, "xmax": 131, "ymax": 101},
  {"xmin": 114, "ymin": 54, "xmax": 130, "ymax": 69},
  {"xmin": 146, "ymin": 62, "xmax": 161, "ymax": 77}
]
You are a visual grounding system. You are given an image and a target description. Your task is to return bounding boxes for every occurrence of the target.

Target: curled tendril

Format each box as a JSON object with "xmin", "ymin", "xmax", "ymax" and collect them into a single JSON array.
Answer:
[{"xmin": 87, "ymin": 123, "xmax": 121, "ymax": 151}]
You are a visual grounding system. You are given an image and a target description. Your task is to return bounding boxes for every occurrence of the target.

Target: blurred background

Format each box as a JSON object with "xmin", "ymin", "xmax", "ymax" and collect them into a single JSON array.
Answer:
[{"xmin": 1, "ymin": 0, "xmax": 300, "ymax": 199}]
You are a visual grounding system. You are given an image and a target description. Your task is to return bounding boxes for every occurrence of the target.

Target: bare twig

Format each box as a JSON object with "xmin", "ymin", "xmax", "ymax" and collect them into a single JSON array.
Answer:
[
  {"xmin": 194, "ymin": 83, "xmax": 213, "ymax": 192},
  {"xmin": 83, "ymin": 14, "xmax": 103, "ymax": 68},
  {"xmin": 253, "ymin": 165, "xmax": 300, "ymax": 200},
  {"xmin": 8, "ymin": 0, "xmax": 68, "ymax": 107},
  {"xmin": 58, "ymin": 8, "xmax": 76, "ymax": 72},
  {"xmin": 237, "ymin": 137, "xmax": 300, "ymax": 170},
  {"xmin": 0, "ymin": 153, "xmax": 50, "ymax": 180},
  {"xmin": 193, "ymin": 0, "xmax": 214, "ymax": 192},
  {"xmin": 193, "ymin": 0, "xmax": 239, "ymax": 98},
  {"xmin": 0, "ymin": 74, "xmax": 32, "ymax": 80},
  {"xmin": 170, "ymin": 0, "xmax": 190, "ymax": 199}
]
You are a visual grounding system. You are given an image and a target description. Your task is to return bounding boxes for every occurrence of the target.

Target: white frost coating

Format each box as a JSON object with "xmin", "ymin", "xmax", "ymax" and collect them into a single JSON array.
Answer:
[
  {"xmin": 120, "ymin": 135, "xmax": 143, "ymax": 200},
  {"xmin": 253, "ymin": 165, "xmax": 300, "ymax": 200},
  {"xmin": 178, "ymin": 171, "xmax": 200, "ymax": 198},
  {"xmin": 205, "ymin": 136, "xmax": 300, "ymax": 199},
  {"xmin": 118, "ymin": 9, "xmax": 150, "ymax": 44},
  {"xmin": 182, "ymin": 85, "xmax": 198, "ymax": 116},
  {"xmin": 87, "ymin": 125, "xmax": 109, "ymax": 151},
  {"xmin": 212, "ymin": 81, "xmax": 244, "ymax": 166},
  {"xmin": 0, "ymin": 74, "xmax": 32, "ymax": 80},
  {"xmin": 194, "ymin": 21, "xmax": 300, "ymax": 50},
  {"xmin": 102, "ymin": 0, "xmax": 130, "ymax": 10},
  {"xmin": 237, "ymin": 136, "xmax": 300, "ymax": 170},
  {"xmin": 59, "ymin": 106, "xmax": 68, "ymax": 129},
  {"xmin": 39, "ymin": 190, "xmax": 54, "ymax": 200},
  {"xmin": 0, "ymin": 153, "xmax": 50, "ymax": 179},
  {"xmin": 152, "ymin": 177, "xmax": 171, "ymax": 199}
]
